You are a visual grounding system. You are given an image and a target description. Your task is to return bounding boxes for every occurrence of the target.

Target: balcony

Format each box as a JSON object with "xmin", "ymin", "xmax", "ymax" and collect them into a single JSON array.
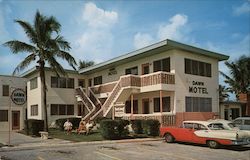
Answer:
[{"xmin": 90, "ymin": 71, "xmax": 175, "ymax": 94}]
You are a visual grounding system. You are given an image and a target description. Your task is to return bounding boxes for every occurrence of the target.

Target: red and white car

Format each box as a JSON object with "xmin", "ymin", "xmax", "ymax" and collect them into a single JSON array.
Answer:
[{"xmin": 160, "ymin": 121, "xmax": 250, "ymax": 148}]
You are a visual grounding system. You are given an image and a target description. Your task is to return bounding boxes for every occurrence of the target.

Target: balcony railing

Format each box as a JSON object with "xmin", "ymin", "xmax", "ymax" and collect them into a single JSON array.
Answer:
[
  {"xmin": 123, "ymin": 113, "xmax": 176, "ymax": 126},
  {"xmin": 90, "ymin": 72, "xmax": 175, "ymax": 94}
]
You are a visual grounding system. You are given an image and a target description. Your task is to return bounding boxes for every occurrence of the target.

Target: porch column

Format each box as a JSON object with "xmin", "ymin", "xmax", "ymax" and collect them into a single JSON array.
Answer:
[
  {"xmin": 160, "ymin": 90, "xmax": 163, "ymax": 125},
  {"xmin": 131, "ymin": 94, "xmax": 134, "ymax": 118}
]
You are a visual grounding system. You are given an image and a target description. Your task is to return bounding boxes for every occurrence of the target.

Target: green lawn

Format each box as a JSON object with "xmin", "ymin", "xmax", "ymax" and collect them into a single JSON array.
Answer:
[{"xmin": 48, "ymin": 129, "xmax": 104, "ymax": 142}]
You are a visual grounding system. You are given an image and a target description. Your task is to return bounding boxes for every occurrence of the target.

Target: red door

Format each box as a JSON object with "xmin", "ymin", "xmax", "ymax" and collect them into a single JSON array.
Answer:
[{"xmin": 12, "ymin": 111, "xmax": 20, "ymax": 130}]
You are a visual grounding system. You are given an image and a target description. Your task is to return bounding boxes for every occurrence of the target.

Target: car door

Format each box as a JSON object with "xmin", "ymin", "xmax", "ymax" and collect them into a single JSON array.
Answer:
[
  {"xmin": 179, "ymin": 123, "xmax": 195, "ymax": 142},
  {"xmin": 192, "ymin": 124, "xmax": 208, "ymax": 144},
  {"xmin": 242, "ymin": 119, "xmax": 250, "ymax": 130}
]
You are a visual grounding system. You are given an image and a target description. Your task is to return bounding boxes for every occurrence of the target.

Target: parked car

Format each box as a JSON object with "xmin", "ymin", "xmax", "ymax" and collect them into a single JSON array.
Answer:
[
  {"xmin": 160, "ymin": 121, "xmax": 250, "ymax": 149},
  {"xmin": 233, "ymin": 117, "xmax": 250, "ymax": 130},
  {"xmin": 207, "ymin": 119, "xmax": 239, "ymax": 130}
]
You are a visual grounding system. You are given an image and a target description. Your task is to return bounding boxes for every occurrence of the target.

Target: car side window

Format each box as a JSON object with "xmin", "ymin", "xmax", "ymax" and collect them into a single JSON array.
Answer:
[
  {"xmin": 234, "ymin": 120, "xmax": 242, "ymax": 125},
  {"xmin": 184, "ymin": 123, "xmax": 193, "ymax": 129},
  {"xmin": 244, "ymin": 120, "xmax": 250, "ymax": 125},
  {"xmin": 194, "ymin": 124, "xmax": 207, "ymax": 130}
]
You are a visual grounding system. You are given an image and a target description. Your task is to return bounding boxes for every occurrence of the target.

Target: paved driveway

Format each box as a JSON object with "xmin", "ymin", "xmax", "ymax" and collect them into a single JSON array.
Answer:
[
  {"xmin": 0, "ymin": 131, "xmax": 42, "ymax": 146},
  {"xmin": 1, "ymin": 140, "xmax": 249, "ymax": 160}
]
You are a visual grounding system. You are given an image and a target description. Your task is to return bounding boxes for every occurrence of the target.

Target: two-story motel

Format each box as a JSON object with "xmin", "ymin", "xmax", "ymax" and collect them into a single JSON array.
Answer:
[{"xmin": 0, "ymin": 39, "xmax": 229, "ymax": 131}]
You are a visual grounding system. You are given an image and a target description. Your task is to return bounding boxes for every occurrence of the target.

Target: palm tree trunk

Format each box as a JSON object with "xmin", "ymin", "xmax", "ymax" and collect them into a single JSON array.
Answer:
[{"xmin": 39, "ymin": 61, "xmax": 48, "ymax": 132}]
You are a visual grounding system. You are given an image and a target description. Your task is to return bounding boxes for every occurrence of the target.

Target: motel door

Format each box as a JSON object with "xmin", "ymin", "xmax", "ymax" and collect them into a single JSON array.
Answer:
[
  {"xmin": 12, "ymin": 111, "xmax": 20, "ymax": 130},
  {"xmin": 143, "ymin": 99, "xmax": 150, "ymax": 114}
]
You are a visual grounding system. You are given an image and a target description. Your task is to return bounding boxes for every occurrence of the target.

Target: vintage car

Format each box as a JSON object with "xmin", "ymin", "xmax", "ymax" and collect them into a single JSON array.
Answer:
[
  {"xmin": 207, "ymin": 119, "xmax": 239, "ymax": 130},
  {"xmin": 233, "ymin": 117, "xmax": 250, "ymax": 130},
  {"xmin": 160, "ymin": 121, "xmax": 250, "ymax": 149}
]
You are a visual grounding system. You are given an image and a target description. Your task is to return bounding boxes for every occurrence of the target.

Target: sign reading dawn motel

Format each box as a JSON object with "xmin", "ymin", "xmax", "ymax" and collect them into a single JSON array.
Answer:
[
  {"xmin": 189, "ymin": 81, "xmax": 208, "ymax": 94},
  {"xmin": 11, "ymin": 89, "xmax": 26, "ymax": 105}
]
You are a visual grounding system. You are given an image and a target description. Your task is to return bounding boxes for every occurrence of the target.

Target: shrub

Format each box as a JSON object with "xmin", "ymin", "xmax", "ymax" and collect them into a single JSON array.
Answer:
[
  {"xmin": 94, "ymin": 117, "xmax": 111, "ymax": 124},
  {"xmin": 24, "ymin": 119, "xmax": 44, "ymax": 136},
  {"xmin": 55, "ymin": 117, "xmax": 81, "ymax": 131},
  {"xmin": 131, "ymin": 120, "xmax": 143, "ymax": 134},
  {"xmin": 100, "ymin": 119, "xmax": 129, "ymax": 140},
  {"xmin": 142, "ymin": 119, "xmax": 160, "ymax": 136}
]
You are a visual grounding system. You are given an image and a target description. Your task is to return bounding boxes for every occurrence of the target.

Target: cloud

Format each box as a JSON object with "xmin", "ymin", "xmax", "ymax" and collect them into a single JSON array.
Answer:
[
  {"xmin": 71, "ymin": 2, "xmax": 118, "ymax": 64},
  {"xmin": 82, "ymin": 2, "xmax": 118, "ymax": 28},
  {"xmin": 133, "ymin": 14, "xmax": 190, "ymax": 49},
  {"xmin": 157, "ymin": 14, "xmax": 188, "ymax": 41},
  {"xmin": 133, "ymin": 33, "xmax": 154, "ymax": 49},
  {"xmin": 233, "ymin": 2, "xmax": 250, "ymax": 15}
]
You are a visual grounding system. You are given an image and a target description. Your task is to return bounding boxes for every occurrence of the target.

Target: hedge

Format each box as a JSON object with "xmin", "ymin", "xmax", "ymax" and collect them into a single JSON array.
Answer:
[
  {"xmin": 142, "ymin": 119, "xmax": 160, "ymax": 136},
  {"xmin": 130, "ymin": 119, "xmax": 160, "ymax": 136},
  {"xmin": 24, "ymin": 119, "xmax": 44, "ymax": 136},
  {"xmin": 100, "ymin": 119, "xmax": 129, "ymax": 140},
  {"xmin": 55, "ymin": 117, "xmax": 81, "ymax": 131},
  {"xmin": 131, "ymin": 120, "xmax": 143, "ymax": 134}
]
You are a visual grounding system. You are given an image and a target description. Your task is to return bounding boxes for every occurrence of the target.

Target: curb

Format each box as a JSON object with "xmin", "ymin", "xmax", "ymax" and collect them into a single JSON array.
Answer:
[{"xmin": 0, "ymin": 138, "xmax": 163, "ymax": 152}]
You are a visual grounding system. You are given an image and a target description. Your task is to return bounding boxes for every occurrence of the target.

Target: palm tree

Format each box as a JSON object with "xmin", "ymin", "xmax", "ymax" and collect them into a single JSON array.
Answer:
[
  {"xmin": 3, "ymin": 11, "xmax": 77, "ymax": 131},
  {"xmin": 78, "ymin": 60, "xmax": 94, "ymax": 70},
  {"xmin": 219, "ymin": 85, "xmax": 229, "ymax": 102},
  {"xmin": 220, "ymin": 55, "xmax": 250, "ymax": 98}
]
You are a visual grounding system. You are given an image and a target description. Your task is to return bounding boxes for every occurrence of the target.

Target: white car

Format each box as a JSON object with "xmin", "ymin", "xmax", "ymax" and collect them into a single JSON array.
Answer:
[
  {"xmin": 207, "ymin": 119, "xmax": 239, "ymax": 130},
  {"xmin": 233, "ymin": 117, "xmax": 250, "ymax": 130}
]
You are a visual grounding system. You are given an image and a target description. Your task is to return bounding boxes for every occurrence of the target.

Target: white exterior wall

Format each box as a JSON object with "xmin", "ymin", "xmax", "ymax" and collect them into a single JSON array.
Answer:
[
  {"xmin": 87, "ymin": 50, "xmax": 174, "ymax": 85},
  {"xmin": 27, "ymin": 73, "xmax": 42, "ymax": 120},
  {"xmin": 219, "ymin": 103, "xmax": 242, "ymax": 120},
  {"xmin": 0, "ymin": 76, "xmax": 27, "ymax": 131},
  {"xmin": 26, "ymin": 70, "xmax": 87, "ymax": 125},
  {"xmin": 86, "ymin": 49, "xmax": 219, "ymax": 114},
  {"xmin": 173, "ymin": 49, "xmax": 219, "ymax": 113}
]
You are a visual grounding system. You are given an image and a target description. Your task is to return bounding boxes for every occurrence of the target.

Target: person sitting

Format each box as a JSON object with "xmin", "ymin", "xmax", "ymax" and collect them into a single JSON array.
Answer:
[
  {"xmin": 63, "ymin": 119, "xmax": 73, "ymax": 135},
  {"xmin": 77, "ymin": 119, "xmax": 86, "ymax": 134},
  {"xmin": 86, "ymin": 120, "xmax": 94, "ymax": 135}
]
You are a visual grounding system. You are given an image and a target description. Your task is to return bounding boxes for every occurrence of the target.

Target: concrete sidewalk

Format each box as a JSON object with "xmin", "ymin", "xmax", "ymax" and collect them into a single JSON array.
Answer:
[
  {"xmin": 0, "ymin": 131, "xmax": 71, "ymax": 147},
  {"xmin": 0, "ymin": 131, "xmax": 162, "ymax": 152}
]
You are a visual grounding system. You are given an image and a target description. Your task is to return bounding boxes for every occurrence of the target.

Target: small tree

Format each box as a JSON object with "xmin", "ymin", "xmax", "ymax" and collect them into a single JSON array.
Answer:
[
  {"xmin": 220, "ymin": 55, "xmax": 250, "ymax": 99},
  {"xmin": 3, "ymin": 11, "xmax": 77, "ymax": 131},
  {"xmin": 78, "ymin": 60, "xmax": 95, "ymax": 70},
  {"xmin": 219, "ymin": 85, "xmax": 229, "ymax": 102}
]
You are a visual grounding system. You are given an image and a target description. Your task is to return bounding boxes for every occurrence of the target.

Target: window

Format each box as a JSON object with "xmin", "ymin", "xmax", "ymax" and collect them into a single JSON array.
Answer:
[
  {"xmin": 184, "ymin": 58, "xmax": 212, "ymax": 77},
  {"xmin": 51, "ymin": 77, "xmax": 74, "ymax": 89},
  {"xmin": 125, "ymin": 100, "xmax": 138, "ymax": 114},
  {"xmin": 244, "ymin": 120, "xmax": 250, "ymax": 125},
  {"xmin": 142, "ymin": 63, "xmax": 150, "ymax": 75},
  {"xmin": 50, "ymin": 104, "xmax": 74, "ymax": 115},
  {"xmin": 0, "ymin": 110, "xmax": 8, "ymax": 122},
  {"xmin": 94, "ymin": 76, "xmax": 102, "ymax": 85},
  {"xmin": 185, "ymin": 97, "xmax": 212, "ymax": 112},
  {"xmin": 2, "ymin": 85, "xmax": 9, "ymax": 96},
  {"xmin": 78, "ymin": 79, "xmax": 85, "ymax": 88},
  {"xmin": 125, "ymin": 66, "xmax": 138, "ymax": 75},
  {"xmin": 153, "ymin": 58, "xmax": 170, "ymax": 72},
  {"xmin": 78, "ymin": 104, "xmax": 85, "ymax": 116},
  {"xmin": 67, "ymin": 78, "xmax": 74, "ymax": 89},
  {"xmin": 30, "ymin": 105, "xmax": 38, "ymax": 116},
  {"xmin": 30, "ymin": 77, "xmax": 38, "ymax": 90},
  {"xmin": 154, "ymin": 97, "xmax": 170, "ymax": 112}
]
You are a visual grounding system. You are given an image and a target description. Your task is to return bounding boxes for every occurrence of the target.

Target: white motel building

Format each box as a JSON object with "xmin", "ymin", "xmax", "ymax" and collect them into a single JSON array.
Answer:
[{"xmin": 0, "ymin": 39, "xmax": 230, "ymax": 131}]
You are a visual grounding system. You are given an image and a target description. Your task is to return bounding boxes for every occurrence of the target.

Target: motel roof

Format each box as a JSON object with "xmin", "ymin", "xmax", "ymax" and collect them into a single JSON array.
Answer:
[
  {"xmin": 79, "ymin": 39, "xmax": 229, "ymax": 74},
  {"xmin": 21, "ymin": 66, "xmax": 78, "ymax": 77}
]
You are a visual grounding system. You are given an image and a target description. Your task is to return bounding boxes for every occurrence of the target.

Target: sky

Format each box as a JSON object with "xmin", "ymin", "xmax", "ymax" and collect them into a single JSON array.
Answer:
[{"xmin": 0, "ymin": 0, "xmax": 249, "ymax": 98}]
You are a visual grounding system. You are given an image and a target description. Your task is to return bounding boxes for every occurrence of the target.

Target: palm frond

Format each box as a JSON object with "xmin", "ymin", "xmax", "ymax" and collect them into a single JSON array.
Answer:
[
  {"xmin": 3, "ymin": 40, "xmax": 36, "ymax": 54},
  {"xmin": 15, "ymin": 20, "xmax": 37, "ymax": 44},
  {"xmin": 13, "ymin": 53, "xmax": 36, "ymax": 75},
  {"xmin": 54, "ymin": 50, "xmax": 77, "ymax": 70},
  {"xmin": 46, "ymin": 54, "xmax": 67, "ymax": 76}
]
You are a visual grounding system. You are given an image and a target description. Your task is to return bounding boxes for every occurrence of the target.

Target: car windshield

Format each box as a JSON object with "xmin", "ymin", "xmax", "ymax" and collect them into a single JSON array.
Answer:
[
  {"xmin": 228, "ymin": 123, "xmax": 236, "ymax": 128},
  {"xmin": 208, "ymin": 123, "xmax": 224, "ymax": 130}
]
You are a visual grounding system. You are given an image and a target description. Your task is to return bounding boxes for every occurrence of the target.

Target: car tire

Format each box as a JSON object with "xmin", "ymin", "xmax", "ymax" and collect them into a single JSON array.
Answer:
[
  {"xmin": 207, "ymin": 140, "xmax": 219, "ymax": 149},
  {"xmin": 165, "ymin": 133, "xmax": 174, "ymax": 143}
]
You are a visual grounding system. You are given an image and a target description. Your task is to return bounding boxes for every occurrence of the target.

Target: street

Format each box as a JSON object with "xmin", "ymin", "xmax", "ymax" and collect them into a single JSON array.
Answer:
[{"xmin": 0, "ymin": 140, "xmax": 249, "ymax": 160}]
